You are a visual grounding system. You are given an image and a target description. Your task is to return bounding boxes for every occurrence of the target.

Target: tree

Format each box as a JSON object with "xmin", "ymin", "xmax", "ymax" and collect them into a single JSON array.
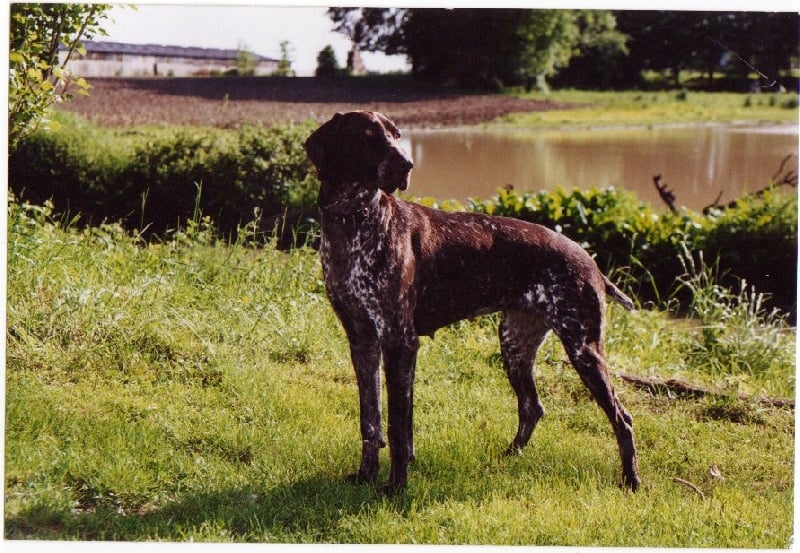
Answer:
[
  {"xmin": 727, "ymin": 12, "xmax": 799, "ymax": 88},
  {"xmin": 315, "ymin": 45, "xmax": 341, "ymax": 77},
  {"xmin": 616, "ymin": 11, "xmax": 800, "ymax": 89},
  {"xmin": 328, "ymin": 7, "xmax": 408, "ymax": 54},
  {"xmin": 515, "ymin": 10, "xmax": 584, "ymax": 91},
  {"xmin": 399, "ymin": 9, "xmax": 523, "ymax": 87},
  {"xmin": 9, "ymin": 3, "xmax": 111, "ymax": 147},
  {"xmin": 327, "ymin": 8, "xmax": 626, "ymax": 90},
  {"xmin": 551, "ymin": 11, "xmax": 630, "ymax": 89},
  {"xmin": 616, "ymin": 11, "xmax": 722, "ymax": 87},
  {"xmin": 235, "ymin": 43, "xmax": 256, "ymax": 76},
  {"xmin": 273, "ymin": 40, "xmax": 295, "ymax": 77}
]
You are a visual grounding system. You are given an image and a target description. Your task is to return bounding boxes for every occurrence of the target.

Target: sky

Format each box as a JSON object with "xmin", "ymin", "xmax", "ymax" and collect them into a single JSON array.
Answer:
[
  {"xmin": 100, "ymin": 0, "xmax": 796, "ymax": 77},
  {"xmin": 102, "ymin": 3, "xmax": 410, "ymax": 77},
  {"xmin": 102, "ymin": 0, "xmax": 797, "ymax": 76}
]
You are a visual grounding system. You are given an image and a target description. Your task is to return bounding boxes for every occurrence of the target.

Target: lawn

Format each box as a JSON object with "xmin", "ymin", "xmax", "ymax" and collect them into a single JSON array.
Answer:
[
  {"xmin": 5, "ymin": 198, "xmax": 794, "ymax": 546},
  {"xmin": 497, "ymin": 89, "xmax": 799, "ymax": 129}
]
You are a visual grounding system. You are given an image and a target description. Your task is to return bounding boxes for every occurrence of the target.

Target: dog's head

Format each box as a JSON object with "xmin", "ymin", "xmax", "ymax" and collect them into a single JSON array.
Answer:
[{"xmin": 305, "ymin": 111, "xmax": 414, "ymax": 195}]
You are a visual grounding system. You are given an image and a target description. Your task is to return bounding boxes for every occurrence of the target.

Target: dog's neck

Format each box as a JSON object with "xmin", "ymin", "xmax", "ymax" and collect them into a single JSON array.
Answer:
[{"xmin": 318, "ymin": 182, "xmax": 383, "ymax": 227}]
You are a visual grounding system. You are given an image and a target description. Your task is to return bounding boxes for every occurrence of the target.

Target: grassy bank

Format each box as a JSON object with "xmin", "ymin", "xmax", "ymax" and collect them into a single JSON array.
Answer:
[
  {"xmin": 11, "ymin": 114, "xmax": 798, "ymax": 315},
  {"xmin": 496, "ymin": 90, "xmax": 799, "ymax": 129},
  {"xmin": 6, "ymin": 199, "xmax": 794, "ymax": 545}
]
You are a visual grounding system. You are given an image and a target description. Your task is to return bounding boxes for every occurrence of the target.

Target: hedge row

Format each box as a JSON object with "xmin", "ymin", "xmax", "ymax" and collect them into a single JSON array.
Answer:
[
  {"xmin": 464, "ymin": 187, "xmax": 797, "ymax": 315},
  {"xmin": 9, "ymin": 115, "xmax": 797, "ymax": 315},
  {"xmin": 9, "ymin": 115, "xmax": 319, "ymax": 239}
]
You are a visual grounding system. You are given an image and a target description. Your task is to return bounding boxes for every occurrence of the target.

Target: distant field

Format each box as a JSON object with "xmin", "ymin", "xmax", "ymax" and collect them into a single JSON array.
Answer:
[
  {"xmin": 58, "ymin": 77, "xmax": 797, "ymax": 131},
  {"xmin": 57, "ymin": 76, "xmax": 573, "ymax": 129}
]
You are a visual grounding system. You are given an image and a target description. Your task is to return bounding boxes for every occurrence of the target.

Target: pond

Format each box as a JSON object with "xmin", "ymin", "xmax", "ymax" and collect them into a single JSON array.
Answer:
[{"xmin": 402, "ymin": 124, "xmax": 798, "ymax": 210}]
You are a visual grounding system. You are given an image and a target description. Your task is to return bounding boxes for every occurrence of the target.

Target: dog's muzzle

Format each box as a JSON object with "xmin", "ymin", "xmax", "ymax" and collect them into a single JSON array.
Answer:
[{"xmin": 379, "ymin": 148, "xmax": 414, "ymax": 192}]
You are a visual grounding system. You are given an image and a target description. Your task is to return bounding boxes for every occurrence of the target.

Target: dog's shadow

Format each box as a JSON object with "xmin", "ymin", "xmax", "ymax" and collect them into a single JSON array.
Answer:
[
  {"xmin": 5, "ymin": 473, "xmax": 422, "ymax": 541},
  {"xmin": 5, "ymin": 446, "xmax": 593, "ymax": 541},
  {"xmin": 140, "ymin": 477, "xmax": 386, "ymax": 540}
]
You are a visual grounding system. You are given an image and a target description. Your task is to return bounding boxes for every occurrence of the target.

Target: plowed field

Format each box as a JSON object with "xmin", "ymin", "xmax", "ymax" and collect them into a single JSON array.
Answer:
[{"xmin": 58, "ymin": 76, "xmax": 574, "ymax": 129}]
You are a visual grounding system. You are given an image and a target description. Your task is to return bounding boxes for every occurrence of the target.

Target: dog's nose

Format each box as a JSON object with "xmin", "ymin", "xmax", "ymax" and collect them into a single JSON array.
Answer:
[{"xmin": 401, "ymin": 158, "xmax": 414, "ymax": 171}]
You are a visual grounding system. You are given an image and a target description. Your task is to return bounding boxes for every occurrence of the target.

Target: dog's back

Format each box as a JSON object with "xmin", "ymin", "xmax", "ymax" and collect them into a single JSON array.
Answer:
[{"xmin": 387, "ymin": 198, "xmax": 629, "ymax": 336}]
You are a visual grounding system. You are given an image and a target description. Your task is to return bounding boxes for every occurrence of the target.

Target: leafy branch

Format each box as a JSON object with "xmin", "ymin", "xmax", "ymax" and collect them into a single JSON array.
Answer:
[{"xmin": 9, "ymin": 3, "xmax": 111, "ymax": 148}]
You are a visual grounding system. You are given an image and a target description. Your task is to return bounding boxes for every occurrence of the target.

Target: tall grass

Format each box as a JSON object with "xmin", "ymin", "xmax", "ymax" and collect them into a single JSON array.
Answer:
[
  {"xmin": 675, "ymin": 248, "xmax": 795, "ymax": 394},
  {"xmin": 5, "ymin": 198, "xmax": 794, "ymax": 545}
]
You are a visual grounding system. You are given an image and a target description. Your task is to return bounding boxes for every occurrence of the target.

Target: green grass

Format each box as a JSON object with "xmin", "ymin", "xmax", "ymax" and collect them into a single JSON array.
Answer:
[
  {"xmin": 494, "ymin": 90, "xmax": 799, "ymax": 129},
  {"xmin": 5, "ymin": 199, "xmax": 795, "ymax": 545}
]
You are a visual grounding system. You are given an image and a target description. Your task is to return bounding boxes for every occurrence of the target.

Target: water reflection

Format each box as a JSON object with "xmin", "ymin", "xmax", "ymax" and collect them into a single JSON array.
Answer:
[{"xmin": 403, "ymin": 125, "xmax": 798, "ymax": 210}]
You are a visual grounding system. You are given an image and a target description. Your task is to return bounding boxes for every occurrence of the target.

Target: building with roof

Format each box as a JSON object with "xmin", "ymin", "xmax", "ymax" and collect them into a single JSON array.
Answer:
[{"xmin": 61, "ymin": 41, "xmax": 280, "ymax": 77}]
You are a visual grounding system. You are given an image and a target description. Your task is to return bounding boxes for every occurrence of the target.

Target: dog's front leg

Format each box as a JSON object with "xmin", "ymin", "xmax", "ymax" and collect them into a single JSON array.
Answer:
[
  {"xmin": 382, "ymin": 332, "xmax": 419, "ymax": 493},
  {"xmin": 349, "ymin": 339, "xmax": 385, "ymax": 483}
]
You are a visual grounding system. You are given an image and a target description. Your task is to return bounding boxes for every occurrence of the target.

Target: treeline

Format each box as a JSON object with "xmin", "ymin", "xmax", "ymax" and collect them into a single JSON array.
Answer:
[
  {"xmin": 10, "ymin": 117, "xmax": 797, "ymax": 317},
  {"xmin": 328, "ymin": 9, "xmax": 799, "ymax": 91}
]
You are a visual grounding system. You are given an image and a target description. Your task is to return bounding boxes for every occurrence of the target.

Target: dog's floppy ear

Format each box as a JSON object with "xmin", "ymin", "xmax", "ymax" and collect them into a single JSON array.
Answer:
[
  {"xmin": 304, "ymin": 112, "xmax": 344, "ymax": 170},
  {"xmin": 374, "ymin": 111, "xmax": 401, "ymax": 139}
]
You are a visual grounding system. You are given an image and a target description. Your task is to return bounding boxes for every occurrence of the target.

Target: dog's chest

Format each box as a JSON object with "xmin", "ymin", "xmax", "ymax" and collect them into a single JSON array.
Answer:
[{"xmin": 319, "ymin": 225, "xmax": 392, "ymax": 329}]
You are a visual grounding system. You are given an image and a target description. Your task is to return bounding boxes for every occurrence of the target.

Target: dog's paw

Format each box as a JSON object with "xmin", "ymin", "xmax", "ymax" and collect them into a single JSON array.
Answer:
[
  {"xmin": 503, "ymin": 444, "xmax": 523, "ymax": 457},
  {"xmin": 345, "ymin": 471, "xmax": 378, "ymax": 484},
  {"xmin": 623, "ymin": 473, "xmax": 641, "ymax": 493},
  {"xmin": 379, "ymin": 482, "xmax": 406, "ymax": 497}
]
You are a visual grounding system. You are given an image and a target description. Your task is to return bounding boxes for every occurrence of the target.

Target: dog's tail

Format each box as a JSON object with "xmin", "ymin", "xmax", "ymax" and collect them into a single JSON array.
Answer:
[{"xmin": 602, "ymin": 275, "xmax": 636, "ymax": 311}]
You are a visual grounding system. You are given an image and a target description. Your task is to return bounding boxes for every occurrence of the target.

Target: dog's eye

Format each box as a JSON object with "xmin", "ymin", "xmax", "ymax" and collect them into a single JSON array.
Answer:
[{"xmin": 364, "ymin": 128, "xmax": 376, "ymax": 137}]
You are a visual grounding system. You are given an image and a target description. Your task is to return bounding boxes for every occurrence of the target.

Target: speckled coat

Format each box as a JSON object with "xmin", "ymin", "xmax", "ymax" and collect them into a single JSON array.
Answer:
[{"xmin": 305, "ymin": 111, "xmax": 640, "ymax": 493}]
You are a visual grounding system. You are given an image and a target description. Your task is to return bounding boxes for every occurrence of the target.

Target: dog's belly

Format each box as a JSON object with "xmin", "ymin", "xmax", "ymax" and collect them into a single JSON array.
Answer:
[
  {"xmin": 412, "ymin": 259, "xmax": 537, "ymax": 336},
  {"xmin": 413, "ymin": 299, "xmax": 503, "ymax": 337}
]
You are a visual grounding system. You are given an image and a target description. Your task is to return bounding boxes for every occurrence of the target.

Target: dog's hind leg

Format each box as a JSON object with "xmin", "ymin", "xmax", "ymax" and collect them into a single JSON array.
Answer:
[
  {"xmin": 565, "ymin": 338, "xmax": 640, "ymax": 491},
  {"xmin": 550, "ymin": 294, "xmax": 641, "ymax": 491},
  {"xmin": 499, "ymin": 311, "xmax": 550, "ymax": 455}
]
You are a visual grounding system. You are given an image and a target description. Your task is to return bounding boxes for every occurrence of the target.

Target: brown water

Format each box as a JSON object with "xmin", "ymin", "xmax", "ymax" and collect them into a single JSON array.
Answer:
[{"xmin": 403, "ymin": 124, "xmax": 799, "ymax": 210}]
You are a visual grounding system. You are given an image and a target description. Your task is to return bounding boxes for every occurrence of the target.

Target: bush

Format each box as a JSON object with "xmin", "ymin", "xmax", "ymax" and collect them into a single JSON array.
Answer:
[
  {"xmin": 701, "ymin": 189, "xmax": 798, "ymax": 315},
  {"xmin": 9, "ymin": 115, "xmax": 319, "ymax": 238},
  {"xmin": 469, "ymin": 187, "xmax": 797, "ymax": 316},
  {"xmin": 8, "ymin": 115, "xmax": 128, "ymax": 222}
]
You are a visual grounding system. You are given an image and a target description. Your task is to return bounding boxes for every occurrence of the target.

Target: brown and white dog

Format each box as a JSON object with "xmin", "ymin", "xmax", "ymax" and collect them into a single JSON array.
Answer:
[{"xmin": 304, "ymin": 111, "xmax": 640, "ymax": 493}]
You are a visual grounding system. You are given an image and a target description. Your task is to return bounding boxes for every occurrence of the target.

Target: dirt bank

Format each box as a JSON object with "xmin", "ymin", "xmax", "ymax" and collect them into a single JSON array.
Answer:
[{"xmin": 59, "ymin": 76, "xmax": 576, "ymax": 129}]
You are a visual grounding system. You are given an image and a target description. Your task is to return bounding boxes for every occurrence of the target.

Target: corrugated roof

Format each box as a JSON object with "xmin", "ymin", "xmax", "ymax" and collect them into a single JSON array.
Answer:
[{"xmin": 69, "ymin": 41, "xmax": 277, "ymax": 62}]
